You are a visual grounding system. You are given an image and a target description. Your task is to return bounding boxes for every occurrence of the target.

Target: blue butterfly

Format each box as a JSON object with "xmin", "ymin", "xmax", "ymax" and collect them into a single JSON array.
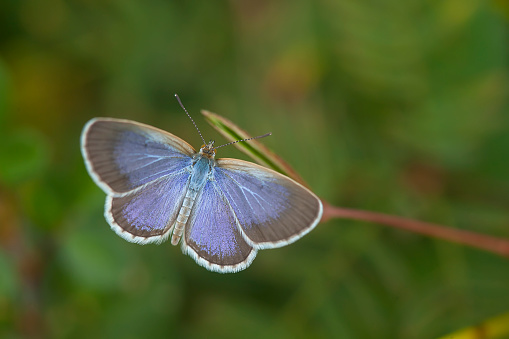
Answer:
[{"xmin": 80, "ymin": 96, "xmax": 323, "ymax": 273}]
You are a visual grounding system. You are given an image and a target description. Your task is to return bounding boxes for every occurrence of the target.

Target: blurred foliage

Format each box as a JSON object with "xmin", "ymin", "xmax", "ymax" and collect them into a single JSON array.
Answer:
[{"xmin": 0, "ymin": 0, "xmax": 508, "ymax": 338}]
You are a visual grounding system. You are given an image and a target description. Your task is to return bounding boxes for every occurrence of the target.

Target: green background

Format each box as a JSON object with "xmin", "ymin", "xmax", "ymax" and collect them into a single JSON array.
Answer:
[{"xmin": 1, "ymin": 0, "xmax": 509, "ymax": 338}]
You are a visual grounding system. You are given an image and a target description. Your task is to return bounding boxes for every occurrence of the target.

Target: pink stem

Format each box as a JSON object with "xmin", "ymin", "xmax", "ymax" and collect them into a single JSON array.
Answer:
[{"xmin": 322, "ymin": 201, "xmax": 509, "ymax": 258}]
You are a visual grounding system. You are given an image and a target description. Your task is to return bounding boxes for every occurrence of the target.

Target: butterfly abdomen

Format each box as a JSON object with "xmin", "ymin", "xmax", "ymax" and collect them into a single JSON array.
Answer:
[
  {"xmin": 171, "ymin": 155, "xmax": 212, "ymax": 245},
  {"xmin": 171, "ymin": 189, "xmax": 199, "ymax": 245}
]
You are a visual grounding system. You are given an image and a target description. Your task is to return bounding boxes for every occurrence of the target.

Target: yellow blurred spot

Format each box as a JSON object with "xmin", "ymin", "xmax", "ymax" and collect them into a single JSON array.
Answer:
[
  {"xmin": 20, "ymin": 0, "xmax": 68, "ymax": 39},
  {"xmin": 263, "ymin": 45, "xmax": 322, "ymax": 104},
  {"xmin": 492, "ymin": 0, "xmax": 509, "ymax": 19},
  {"xmin": 437, "ymin": 312, "xmax": 509, "ymax": 339},
  {"xmin": 438, "ymin": 0, "xmax": 480, "ymax": 30}
]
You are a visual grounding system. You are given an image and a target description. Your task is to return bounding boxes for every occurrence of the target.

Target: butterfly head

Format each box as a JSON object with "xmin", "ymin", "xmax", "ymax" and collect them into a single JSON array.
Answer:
[{"xmin": 199, "ymin": 140, "xmax": 216, "ymax": 159}]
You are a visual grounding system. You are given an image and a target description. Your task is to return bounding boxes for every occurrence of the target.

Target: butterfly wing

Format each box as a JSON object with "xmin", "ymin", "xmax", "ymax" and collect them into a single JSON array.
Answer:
[
  {"xmin": 214, "ymin": 159, "xmax": 323, "ymax": 249},
  {"xmin": 81, "ymin": 118, "xmax": 195, "ymax": 244},
  {"xmin": 182, "ymin": 180, "xmax": 257, "ymax": 273},
  {"xmin": 81, "ymin": 118, "xmax": 195, "ymax": 194}
]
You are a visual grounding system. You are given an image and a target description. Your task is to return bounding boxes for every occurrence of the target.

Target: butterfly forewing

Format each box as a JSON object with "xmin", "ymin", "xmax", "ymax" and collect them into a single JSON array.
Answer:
[
  {"xmin": 215, "ymin": 159, "xmax": 323, "ymax": 249},
  {"xmin": 81, "ymin": 118, "xmax": 195, "ymax": 194},
  {"xmin": 182, "ymin": 180, "xmax": 257, "ymax": 273}
]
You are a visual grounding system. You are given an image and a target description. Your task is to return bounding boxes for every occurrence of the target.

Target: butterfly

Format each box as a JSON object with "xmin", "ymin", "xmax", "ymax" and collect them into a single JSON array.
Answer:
[{"xmin": 80, "ymin": 95, "xmax": 323, "ymax": 273}]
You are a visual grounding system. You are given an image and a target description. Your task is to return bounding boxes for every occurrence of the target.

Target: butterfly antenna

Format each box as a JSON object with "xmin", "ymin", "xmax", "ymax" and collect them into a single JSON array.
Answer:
[
  {"xmin": 214, "ymin": 132, "xmax": 272, "ymax": 150},
  {"xmin": 175, "ymin": 94, "xmax": 206, "ymax": 144}
]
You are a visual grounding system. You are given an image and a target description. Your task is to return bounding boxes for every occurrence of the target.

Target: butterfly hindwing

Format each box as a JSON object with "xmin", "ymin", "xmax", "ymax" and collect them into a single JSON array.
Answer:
[
  {"xmin": 215, "ymin": 159, "xmax": 323, "ymax": 249},
  {"xmin": 106, "ymin": 172, "xmax": 191, "ymax": 244},
  {"xmin": 182, "ymin": 180, "xmax": 257, "ymax": 273}
]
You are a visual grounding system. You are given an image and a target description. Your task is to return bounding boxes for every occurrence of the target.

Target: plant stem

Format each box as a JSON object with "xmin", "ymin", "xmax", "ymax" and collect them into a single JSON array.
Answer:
[{"xmin": 321, "ymin": 201, "xmax": 509, "ymax": 258}]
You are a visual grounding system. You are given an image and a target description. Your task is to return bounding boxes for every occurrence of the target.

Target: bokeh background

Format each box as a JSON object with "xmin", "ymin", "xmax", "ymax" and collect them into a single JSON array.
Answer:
[{"xmin": 1, "ymin": 1, "xmax": 509, "ymax": 338}]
